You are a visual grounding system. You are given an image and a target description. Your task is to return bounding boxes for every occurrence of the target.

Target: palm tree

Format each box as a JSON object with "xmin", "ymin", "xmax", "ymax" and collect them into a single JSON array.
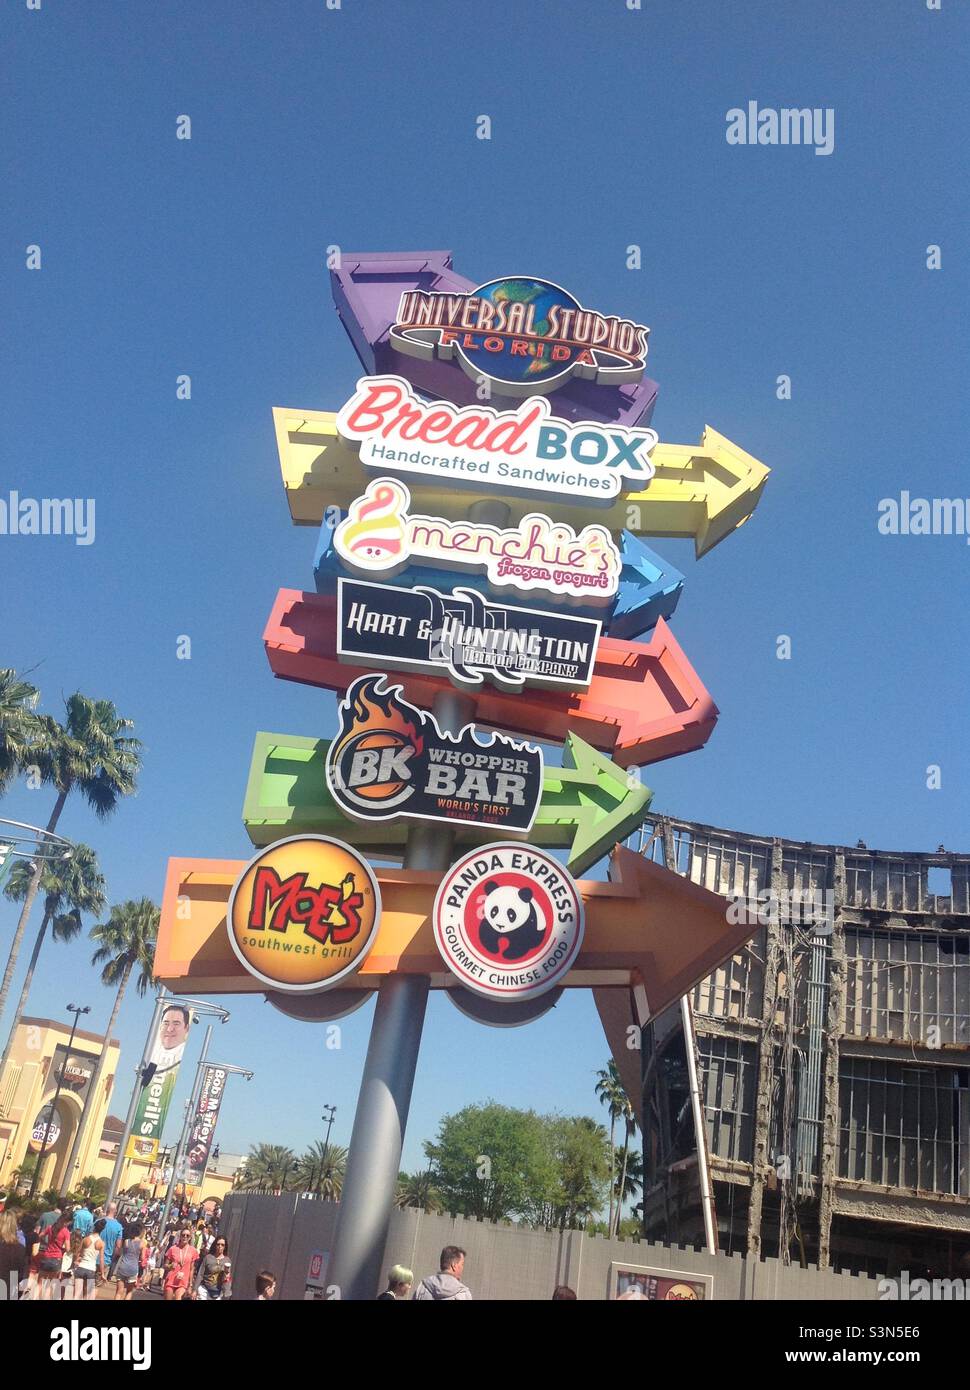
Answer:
[
  {"xmin": 296, "ymin": 1140, "xmax": 347, "ymax": 1200},
  {"xmin": 0, "ymin": 845, "xmax": 106, "ymax": 1089},
  {"xmin": 57, "ymin": 898, "xmax": 158, "ymax": 1196},
  {"xmin": 395, "ymin": 1169, "xmax": 442, "ymax": 1212},
  {"xmin": 592, "ymin": 1061, "xmax": 622, "ymax": 1239},
  {"xmin": 592, "ymin": 1056, "xmax": 630, "ymax": 1245},
  {"xmin": 75, "ymin": 1174, "xmax": 109, "ymax": 1203},
  {"xmin": 0, "ymin": 693, "xmax": 141, "ymax": 1035},
  {"xmin": 236, "ymin": 1144, "xmax": 298, "ymax": 1194},
  {"xmin": 0, "ymin": 667, "xmax": 41, "ymax": 794},
  {"xmin": 613, "ymin": 1145, "xmax": 643, "ymax": 1218},
  {"xmin": 613, "ymin": 1106, "xmax": 638, "ymax": 1238},
  {"xmin": 9, "ymin": 1153, "xmax": 37, "ymax": 1193}
]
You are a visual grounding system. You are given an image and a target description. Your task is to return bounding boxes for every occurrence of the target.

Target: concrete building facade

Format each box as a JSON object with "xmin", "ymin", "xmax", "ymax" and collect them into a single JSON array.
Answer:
[
  {"xmin": 0, "ymin": 1016, "xmax": 119, "ymax": 1195},
  {"xmin": 626, "ymin": 817, "xmax": 970, "ymax": 1277},
  {"xmin": 0, "ymin": 1014, "xmax": 243, "ymax": 1205}
]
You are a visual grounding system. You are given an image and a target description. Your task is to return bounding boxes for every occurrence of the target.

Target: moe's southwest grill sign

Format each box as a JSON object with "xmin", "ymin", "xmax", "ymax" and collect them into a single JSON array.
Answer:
[
  {"xmin": 337, "ymin": 375, "xmax": 658, "ymax": 503},
  {"xmin": 227, "ymin": 835, "xmax": 381, "ymax": 992},
  {"xmin": 390, "ymin": 277, "xmax": 650, "ymax": 396}
]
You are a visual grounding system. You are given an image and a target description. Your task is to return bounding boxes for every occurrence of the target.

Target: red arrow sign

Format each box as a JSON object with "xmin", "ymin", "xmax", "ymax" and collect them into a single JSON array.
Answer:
[{"xmin": 264, "ymin": 589, "xmax": 717, "ymax": 768}]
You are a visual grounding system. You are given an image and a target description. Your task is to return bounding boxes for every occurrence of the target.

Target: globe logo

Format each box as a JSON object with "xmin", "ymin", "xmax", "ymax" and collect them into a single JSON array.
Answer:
[
  {"xmin": 392, "ymin": 274, "xmax": 649, "ymax": 399},
  {"xmin": 457, "ymin": 277, "xmax": 580, "ymax": 389}
]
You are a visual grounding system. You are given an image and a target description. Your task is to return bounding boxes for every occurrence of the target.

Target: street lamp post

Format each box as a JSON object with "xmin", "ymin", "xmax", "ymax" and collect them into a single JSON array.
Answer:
[
  {"xmin": 156, "ymin": 1001, "xmax": 230, "ymax": 1235},
  {"xmin": 319, "ymin": 1104, "xmax": 336, "ymax": 1198},
  {"xmin": 29, "ymin": 1003, "xmax": 90, "ymax": 1199},
  {"xmin": 106, "ymin": 987, "xmax": 168, "ymax": 1205}
]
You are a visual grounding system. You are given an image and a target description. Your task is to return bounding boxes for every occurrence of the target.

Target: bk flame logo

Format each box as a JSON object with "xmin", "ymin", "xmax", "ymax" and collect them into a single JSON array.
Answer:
[{"xmin": 328, "ymin": 675, "xmax": 425, "ymax": 812}]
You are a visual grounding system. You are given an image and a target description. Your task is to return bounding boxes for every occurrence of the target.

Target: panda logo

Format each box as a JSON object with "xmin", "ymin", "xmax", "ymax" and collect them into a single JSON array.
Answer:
[{"xmin": 478, "ymin": 880, "xmax": 547, "ymax": 962}]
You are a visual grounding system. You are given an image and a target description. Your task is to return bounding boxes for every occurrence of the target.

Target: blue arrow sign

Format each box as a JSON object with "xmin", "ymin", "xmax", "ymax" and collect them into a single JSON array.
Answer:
[{"xmin": 312, "ymin": 516, "xmax": 683, "ymax": 640}]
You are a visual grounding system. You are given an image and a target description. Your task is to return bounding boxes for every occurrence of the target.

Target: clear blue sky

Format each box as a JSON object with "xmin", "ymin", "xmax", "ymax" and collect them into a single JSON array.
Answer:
[{"xmin": 2, "ymin": 0, "xmax": 967, "ymax": 1172}]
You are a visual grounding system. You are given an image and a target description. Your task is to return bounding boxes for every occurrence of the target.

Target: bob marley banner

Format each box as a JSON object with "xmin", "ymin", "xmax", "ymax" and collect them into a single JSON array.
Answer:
[
  {"xmin": 183, "ymin": 1064, "xmax": 227, "ymax": 1186},
  {"xmin": 125, "ymin": 1001, "xmax": 193, "ymax": 1163}
]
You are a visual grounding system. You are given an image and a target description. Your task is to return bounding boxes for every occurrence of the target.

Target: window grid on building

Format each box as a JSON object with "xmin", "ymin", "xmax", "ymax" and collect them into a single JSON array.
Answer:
[
  {"xmin": 692, "ymin": 930, "xmax": 766, "ymax": 1023},
  {"xmin": 843, "ymin": 928, "xmax": 970, "ymax": 1044},
  {"xmin": 844, "ymin": 858, "xmax": 970, "ymax": 915},
  {"xmin": 696, "ymin": 1036, "xmax": 757, "ymax": 1165},
  {"xmin": 838, "ymin": 1057, "xmax": 970, "ymax": 1196}
]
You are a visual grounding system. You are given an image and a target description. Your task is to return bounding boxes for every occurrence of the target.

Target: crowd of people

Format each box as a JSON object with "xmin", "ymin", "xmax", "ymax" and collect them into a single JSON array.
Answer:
[
  {"xmin": 0, "ymin": 1191, "xmax": 271, "ymax": 1302},
  {"xmin": 3, "ymin": 1199, "xmax": 585, "ymax": 1302},
  {"xmin": 375, "ymin": 1244, "xmax": 576, "ymax": 1301}
]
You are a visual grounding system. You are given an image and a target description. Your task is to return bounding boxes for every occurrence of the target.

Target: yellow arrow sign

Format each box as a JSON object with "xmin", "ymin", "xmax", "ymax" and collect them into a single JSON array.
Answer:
[{"xmin": 273, "ymin": 406, "xmax": 768, "ymax": 557}]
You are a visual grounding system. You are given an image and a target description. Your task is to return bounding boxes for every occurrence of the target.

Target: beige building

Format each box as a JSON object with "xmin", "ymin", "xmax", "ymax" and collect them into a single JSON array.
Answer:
[
  {"xmin": 0, "ymin": 1017, "xmax": 244, "ymax": 1205},
  {"xmin": 0, "ymin": 1016, "xmax": 119, "ymax": 1195}
]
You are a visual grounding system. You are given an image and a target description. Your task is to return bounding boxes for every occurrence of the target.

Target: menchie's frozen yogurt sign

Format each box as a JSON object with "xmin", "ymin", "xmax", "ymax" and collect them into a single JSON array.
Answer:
[
  {"xmin": 336, "ymin": 375, "xmax": 657, "ymax": 503},
  {"xmin": 333, "ymin": 477, "xmax": 621, "ymax": 603}
]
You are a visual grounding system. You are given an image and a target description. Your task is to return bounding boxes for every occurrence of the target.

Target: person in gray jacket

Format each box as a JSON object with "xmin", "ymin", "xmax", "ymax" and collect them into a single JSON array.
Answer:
[{"xmin": 413, "ymin": 1245, "xmax": 472, "ymax": 1300}]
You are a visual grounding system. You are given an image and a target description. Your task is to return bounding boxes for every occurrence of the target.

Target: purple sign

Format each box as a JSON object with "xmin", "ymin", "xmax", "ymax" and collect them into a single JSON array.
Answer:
[{"xmin": 329, "ymin": 251, "xmax": 658, "ymax": 430}]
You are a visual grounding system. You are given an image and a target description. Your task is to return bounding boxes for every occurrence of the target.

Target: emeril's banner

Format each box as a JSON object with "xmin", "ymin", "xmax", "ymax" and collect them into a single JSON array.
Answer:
[{"xmin": 125, "ymin": 1002, "xmax": 192, "ymax": 1163}]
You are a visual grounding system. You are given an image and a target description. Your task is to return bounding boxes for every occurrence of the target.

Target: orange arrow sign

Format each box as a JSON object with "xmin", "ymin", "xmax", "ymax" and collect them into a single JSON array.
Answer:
[
  {"xmin": 153, "ymin": 846, "xmax": 754, "ymax": 1022},
  {"xmin": 264, "ymin": 589, "xmax": 717, "ymax": 769}
]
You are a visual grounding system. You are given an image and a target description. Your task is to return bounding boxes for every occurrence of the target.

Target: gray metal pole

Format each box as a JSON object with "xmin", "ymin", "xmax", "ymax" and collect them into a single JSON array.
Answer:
[
  {"xmin": 106, "ymin": 988, "xmax": 168, "ymax": 1205},
  {"xmin": 158, "ymin": 1023, "xmax": 212, "ymax": 1233},
  {"xmin": 28, "ymin": 1005, "xmax": 88, "ymax": 1199},
  {"xmin": 326, "ymin": 688, "xmax": 473, "ymax": 1301}
]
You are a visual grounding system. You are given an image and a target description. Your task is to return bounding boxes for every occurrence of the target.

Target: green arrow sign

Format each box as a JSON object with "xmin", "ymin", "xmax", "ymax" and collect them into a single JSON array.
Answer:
[{"xmin": 242, "ymin": 730, "xmax": 652, "ymax": 876}]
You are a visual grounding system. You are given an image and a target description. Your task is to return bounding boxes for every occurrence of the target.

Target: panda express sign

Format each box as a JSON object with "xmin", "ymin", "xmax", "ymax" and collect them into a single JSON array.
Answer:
[
  {"xmin": 326, "ymin": 675, "xmax": 542, "ymax": 832},
  {"xmin": 433, "ymin": 843, "xmax": 584, "ymax": 1000}
]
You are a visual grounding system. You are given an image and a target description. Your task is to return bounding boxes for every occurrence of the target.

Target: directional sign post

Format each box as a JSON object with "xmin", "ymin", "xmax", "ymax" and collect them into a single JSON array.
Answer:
[
  {"xmin": 243, "ymin": 729, "xmax": 652, "ymax": 876},
  {"xmin": 264, "ymin": 589, "xmax": 718, "ymax": 767},
  {"xmin": 150, "ymin": 246, "xmax": 771, "ymax": 1299},
  {"xmin": 276, "ymin": 403, "xmax": 768, "ymax": 556},
  {"xmin": 154, "ymin": 845, "xmax": 751, "ymax": 1025}
]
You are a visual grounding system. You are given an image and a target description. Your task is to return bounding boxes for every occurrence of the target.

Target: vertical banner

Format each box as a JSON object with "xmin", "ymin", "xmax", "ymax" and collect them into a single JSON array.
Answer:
[
  {"xmin": 125, "ymin": 1002, "xmax": 192, "ymax": 1163},
  {"xmin": 0, "ymin": 842, "xmax": 13, "ymax": 891},
  {"xmin": 183, "ymin": 1064, "xmax": 227, "ymax": 1187}
]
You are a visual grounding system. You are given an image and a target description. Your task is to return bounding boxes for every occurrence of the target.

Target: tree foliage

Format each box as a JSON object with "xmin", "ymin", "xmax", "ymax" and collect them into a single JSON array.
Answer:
[
  {"xmin": 295, "ymin": 1141, "xmax": 347, "ymax": 1199},
  {"xmin": 423, "ymin": 1102, "xmax": 613, "ymax": 1229},
  {"xmin": 424, "ymin": 1102, "xmax": 556, "ymax": 1222},
  {"xmin": 235, "ymin": 1144, "xmax": 299, "ymax": 1193},
  {"xmin": 396, "ymin": 1170, "xmax": 443, "ymax": 1212}
]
